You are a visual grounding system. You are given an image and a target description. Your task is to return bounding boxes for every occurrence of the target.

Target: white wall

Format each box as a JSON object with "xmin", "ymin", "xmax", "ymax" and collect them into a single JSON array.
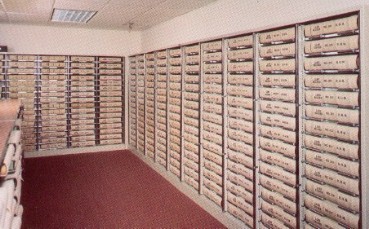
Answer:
[
  {"xmin": 0, "ymin": 23, "xmax": 141, "ymax": 56},
  {"xmin": 141, "ymin": 0, "xmax": 369, "ymax": 52}
]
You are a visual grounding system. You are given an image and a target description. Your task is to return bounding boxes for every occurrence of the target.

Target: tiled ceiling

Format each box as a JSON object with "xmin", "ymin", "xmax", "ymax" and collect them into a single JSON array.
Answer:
[{"xmin": 0, "ymin": 0, "xmax": 217, "ymax": 30}]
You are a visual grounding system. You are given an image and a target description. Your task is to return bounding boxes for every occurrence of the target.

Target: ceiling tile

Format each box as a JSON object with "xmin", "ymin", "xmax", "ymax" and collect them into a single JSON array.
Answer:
[
  {"xmin": 133, "ymin": 0, "xmax": 217, "ymax": 29},
  {"xmin": 2, "ymin": 0, "xmax": 53, "ymax": 14},
  {"xmin": 7, "ymin": 12, "xmax": 50, "ymax": 23},
  {"xmin": 53, "ymin": 0, "xmax": 110, "ymax": 11},
  {"xmin": 0, "ymin": 12, "xmax": 8, "ymax": 22},
  {"xmin": 88, "ymin": 0, "xmax": 165, "ymax": 28}
]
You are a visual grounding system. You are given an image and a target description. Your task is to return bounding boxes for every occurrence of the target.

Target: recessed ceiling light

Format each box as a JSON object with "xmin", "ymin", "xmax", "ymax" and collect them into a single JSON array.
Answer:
[{"xmin": 51, "ymin": 9, "xmax": 97, "ymax": 23}]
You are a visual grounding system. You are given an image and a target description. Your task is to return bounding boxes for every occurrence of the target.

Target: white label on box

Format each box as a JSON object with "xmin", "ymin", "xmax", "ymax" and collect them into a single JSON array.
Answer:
[
  {"xmin": 227, "ymin": 86, "xmax": 252, "ymax": 97},
  {"xmin": 227, "ymin": 74, "xmax": 253, "ymax": 85},
  {"xmin": 259, "ymin": 27, "xmax": 295, "ymax": 44},
  {"xmin": 259, "ymin": 59, "xmax": 296, "ymax": 72},
  {"xmin": 305, "ymin": 35, "xmax": 358, "ymax": 54},
  {"xmin": 304, "ymin": 120, "xmax": 359, "ymax": 142},
  {"xmin": 203, "ymin": 93, "xmax": 222, "ymax": 104},
  {"xmin": 304, "ymin": 55, "xmax": 358, "ymax": 71},
  {"xmin": 259, "ymin": 100, "xmax": 296, "ymax": 116},
  {"xmin": 259, "ymin": 88, "xmax": 296, "ymax": 102},
  {"xmin": 260, "ymin": 43, "xmax": 295, "ymax": 58},
  {"xmin": 305, "ymin": 90, "xmax": 359, "ymax": 107},
  {"xmin": 228, "ymin": 107, "xmax": 253, "ymax": 121},
  {"xmin": 228, "ymin": 48, "xmax": 253, "ymax": 60},
  {"xmin": 304, "ymin": 74, "xmax": 358, "ymax": 89},
  {"xmin": 185, "ymin": 45, "xmax": 200, "ymax": 54},
  {"xmin": 228, "ymin": 96, "xmax": 253, "ymax": 109},
  {"xmin": 259, "ymin": 74, "xmax": 295, "ymax": 87},
  {"xmin": 228, "ymin": 35, "xmax": 253, "ymax": 48},
  {"xmin": 202, "ymin": 40, "xmax": 222, "ymax": 51},
  {"xmin": 169, "ymin": 48, "xmax": 181, "ymax": 57},
  {"xmin": 259, "ymin": 112, "xmax": 296, "ymax": 131},
  {"xmin": 203, "ymin": 52, "xmax": 222, "ymax": 62},
  {"xmin": 305, "ymin": 105, "xmax": 359, "ymax": 124},
  {"xmin": 228, "ymin": 62, "xmax": 253, "ymax": 73},
  {"xmin": 304, "ymin": 15, "xmax": 358, "ymax": 37}
]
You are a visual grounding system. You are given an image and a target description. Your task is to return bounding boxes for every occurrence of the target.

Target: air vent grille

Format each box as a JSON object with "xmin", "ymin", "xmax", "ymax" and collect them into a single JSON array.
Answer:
[{"xmin": 51, "ymin": 9, "xmax": 96, "ymax": 23}]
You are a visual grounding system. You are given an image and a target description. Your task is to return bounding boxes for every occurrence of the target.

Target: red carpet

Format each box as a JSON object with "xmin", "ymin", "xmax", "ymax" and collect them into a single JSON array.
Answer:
[{"xmin": 22, "ymin": 150, "xmax": 225, "ymax": 228}]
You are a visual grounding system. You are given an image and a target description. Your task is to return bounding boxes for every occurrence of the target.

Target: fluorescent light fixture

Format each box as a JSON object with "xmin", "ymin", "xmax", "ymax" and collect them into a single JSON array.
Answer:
[{"xmin": 51, "ymin": 9, "xmax": 96, "ymax": 23}]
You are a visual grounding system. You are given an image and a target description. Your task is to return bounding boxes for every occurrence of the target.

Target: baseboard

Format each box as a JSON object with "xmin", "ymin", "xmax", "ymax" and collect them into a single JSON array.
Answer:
[
  {"xmin": 128, "ymin": 146, "xmax": 247, "ymax": 229},
  {"xmin": 25, "ymin": 144, "xmax": 128, "ymax": 158}
]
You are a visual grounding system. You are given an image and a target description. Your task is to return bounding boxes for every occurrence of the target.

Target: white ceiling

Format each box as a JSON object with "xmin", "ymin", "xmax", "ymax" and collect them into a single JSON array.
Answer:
[{"xmin": 0, "ymin": 0, "xmax": 218, "ymax": 30}]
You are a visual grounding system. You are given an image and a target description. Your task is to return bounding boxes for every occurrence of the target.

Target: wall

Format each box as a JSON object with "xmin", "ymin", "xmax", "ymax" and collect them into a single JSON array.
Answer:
[
  {"xmin": 141, "ymin": 0, "xmax": 369, "ymax": 52},
  {"xmin": 0, "ymin": 24, "xmax": 141, "ymax": 56}
]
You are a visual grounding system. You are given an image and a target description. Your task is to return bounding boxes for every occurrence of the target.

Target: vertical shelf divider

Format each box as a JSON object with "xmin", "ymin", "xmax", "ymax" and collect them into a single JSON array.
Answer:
[
  {"xmin": 254, "ymin": 32, "xmax": 261, "ymax": 228},
  {"xmin": 360, "ymin": 7, "xmax": 369, "ymax": 229},
  {"xmin": 165, "ymin": 49, "xmax": 169, "ymax": 171},
  {"xmin": 297, "ymin": 24, "xmax": 305, "ymax": 228},
  {"xmin": 180, "ymin": 47, "xmax": 185, "ymax": 181},
  {"xmin": 199, "ymin": 42, "xmax": 204, "ymax": 195},
  {"xmin": 222, "ymin": 38, "xmax": 228, "ymax": 212},
  {"xmin": 66, "ymin": 55, "xmax": 71, "ymax": 149}
]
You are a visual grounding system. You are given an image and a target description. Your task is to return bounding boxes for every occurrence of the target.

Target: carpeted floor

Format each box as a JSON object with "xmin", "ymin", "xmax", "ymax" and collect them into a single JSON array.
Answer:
[{"xmin": 21, "ymin": 150, "xmax": 225, "ymax": 229}]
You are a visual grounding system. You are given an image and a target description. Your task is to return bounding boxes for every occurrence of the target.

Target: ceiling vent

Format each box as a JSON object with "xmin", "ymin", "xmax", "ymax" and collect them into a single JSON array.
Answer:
[{"xmin": 51, "ymin": 9, "xmax": 96, "ymax": 23}]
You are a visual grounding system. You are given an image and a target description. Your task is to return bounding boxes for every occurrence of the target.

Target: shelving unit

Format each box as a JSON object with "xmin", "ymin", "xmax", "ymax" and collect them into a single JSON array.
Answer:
[
  {"xmin": 98, "ymin": 57, "xmax": 124, "ymax": 146},
  {"xmin": 182, "ymin": 44, "xmax": 201, "ymax": 191},
  {"xmin": 225, "ymin": 35, "xmax": 254, "ymax": 227},
  {"xmin": 2, "ymin": 54, "xmax": 125, "ymax": 153},
  {"xmin": 301, "ymin": 14, "xmax": 361, "ymax": 229},
  {"xmin": 155, "ymin": 50, "xmax": 168, "ymax": 168},
  {"xmin": 39, "ymin": 55, "xmax": 68, "ymax": 150},
  {"xmin": 144, "ymin": 53, "xmax": 155, "ymax": 160},
  {"xmin": 136, "ymin": 55, "xmax": 146, "ymax": 154},
  {"xmin": 128, "ymin": 56, "xmax": 138, "ymax": 148},
  {"xmin": 256, "ymin": 26, "xmax": 299, "ymax": 228},
  {"xmin": 7, "ymin": 54, "xmax": 38, "ymax": 153},
  {"xmin": 168, "ymin": 47, "xmax": 182, "ymax": 177},
  {"xmin": 200, "ymin": 40, "xmax": 224, "ymax": 207},
  {"xmin": 69, "ymin": 56, "xmax": 96, "ymax": 148}
]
